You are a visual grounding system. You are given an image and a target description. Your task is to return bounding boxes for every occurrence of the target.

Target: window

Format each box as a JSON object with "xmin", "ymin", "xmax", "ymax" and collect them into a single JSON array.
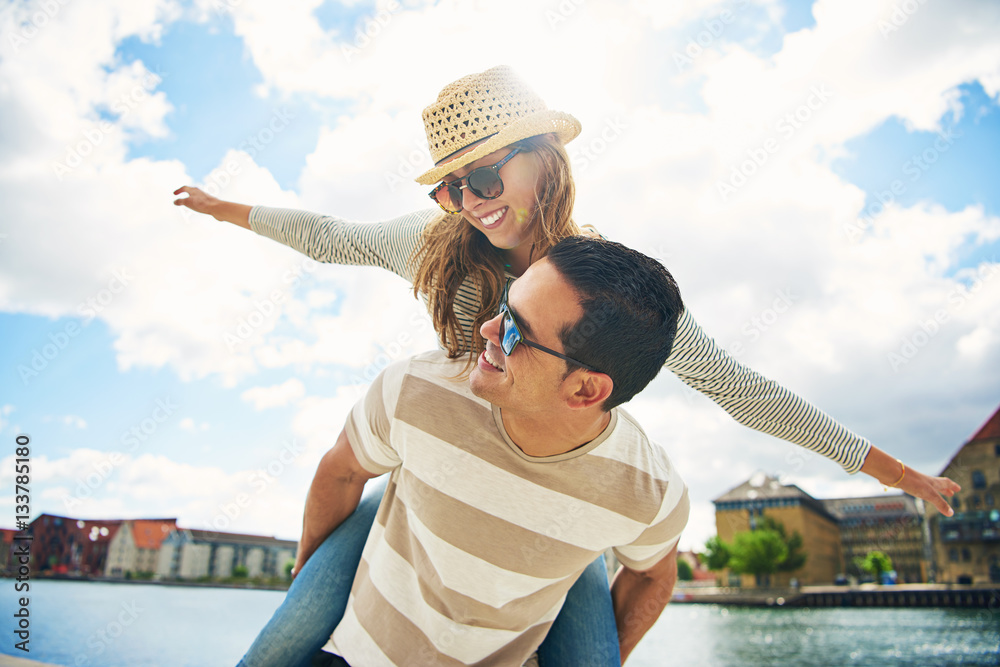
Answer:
[
  {"xmin": 952, "ymin": 496, "xmax": 961, "ymax": 511},
  {"xmin": 995, "ymin": 443, "xmax": 1000, "ymax": 457},
  {"xmin": 961, "ymin": 548, "xmax": 972, "ymax": 562},
  {"xmin": 949, "ymin": 548, "xmax": 959, "ymax": 562},
  {"xmin": 972, "ymin": 496, "xmax": 982, "ymax": 509},
  {"xmin": 986, "ymin": 493, "xmax": 995, "ymax": 507},
  {"xmin": 972, "ymin": 470, "xmax": 987, "ymax": 489}
]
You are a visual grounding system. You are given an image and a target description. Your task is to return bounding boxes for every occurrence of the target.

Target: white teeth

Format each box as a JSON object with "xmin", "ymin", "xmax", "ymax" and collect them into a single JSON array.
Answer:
[
  {"xmin": 484, "ymin": 350, "xmax": 503, "ymax": 370},
  {"xmin": 480, "ymin": 208, "xmax": 506, "ymax": 226}
]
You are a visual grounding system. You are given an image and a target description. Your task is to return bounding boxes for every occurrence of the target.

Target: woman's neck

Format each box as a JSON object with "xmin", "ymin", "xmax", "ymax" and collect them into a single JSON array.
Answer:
[{"xmin": 502, "ymin": 242, "xmax": 535, "ymax": 276}]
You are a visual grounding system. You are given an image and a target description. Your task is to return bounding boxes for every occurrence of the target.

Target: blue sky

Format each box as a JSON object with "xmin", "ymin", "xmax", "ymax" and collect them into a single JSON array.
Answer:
[{"xmin": 1, "ymin": 0, "xmax": 998, "ymax": 552}]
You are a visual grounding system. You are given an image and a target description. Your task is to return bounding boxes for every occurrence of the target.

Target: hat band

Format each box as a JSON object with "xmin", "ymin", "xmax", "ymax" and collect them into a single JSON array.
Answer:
[{"xmin": 434, "ymin": 132, "xmax": 499, "ymax": 166}]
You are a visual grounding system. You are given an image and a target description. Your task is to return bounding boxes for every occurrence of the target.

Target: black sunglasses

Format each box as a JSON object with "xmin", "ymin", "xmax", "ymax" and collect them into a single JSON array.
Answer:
[
  {"xmin": 497, "ymin": 279, "xmax": 599, "ymax": 372},
  {"xmin": 428, "ymin": 148, "xmax": 521, "ymax": 214}
]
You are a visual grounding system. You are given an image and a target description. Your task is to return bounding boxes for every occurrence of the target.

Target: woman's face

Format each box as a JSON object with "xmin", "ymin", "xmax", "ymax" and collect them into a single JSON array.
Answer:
[{"xmin": 441, "ymin": 146, "xmax": 542, "ymax": 251}]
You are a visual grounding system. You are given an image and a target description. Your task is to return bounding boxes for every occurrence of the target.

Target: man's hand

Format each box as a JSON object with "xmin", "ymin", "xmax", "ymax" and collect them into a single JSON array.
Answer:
[{"xmin": 294, "ymin": 426, "xmax": 380, "ymax": 578}]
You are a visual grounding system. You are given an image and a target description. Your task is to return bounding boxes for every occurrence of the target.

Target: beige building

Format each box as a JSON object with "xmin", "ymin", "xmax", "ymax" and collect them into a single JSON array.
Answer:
[
  {"xmin": 932, "ymin": 406, "xmax": 1000, "ymax": 583},
  {"xmin": 714, "ymin": 473, "xmax": 843, "ymax": 586},
  {"xmin": 156, "ymin": 528, "xmax": 296, "ymax": 580},
  {"xmin": 822, "ymin": 495, "xmax": 928, "ymax": 583},
  {"xmin": 104, "ymin": 519, "xmax": 177, "ymax": 577}
]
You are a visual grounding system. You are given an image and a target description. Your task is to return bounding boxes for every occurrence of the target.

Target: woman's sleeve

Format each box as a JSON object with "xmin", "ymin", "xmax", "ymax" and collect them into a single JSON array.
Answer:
[
  {"xmin": 248, "ymin": 206, "xmax": 441, "ymax": 282},
  {"xmin": 664, "ymin": 307, "xmax": 872, "ymax": 473}
]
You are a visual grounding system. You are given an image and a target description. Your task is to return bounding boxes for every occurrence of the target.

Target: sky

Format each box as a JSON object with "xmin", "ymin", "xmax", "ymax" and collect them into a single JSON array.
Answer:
[{"xmin": 0, "ymin": 0, "xmax": 998, "ymax": 555}]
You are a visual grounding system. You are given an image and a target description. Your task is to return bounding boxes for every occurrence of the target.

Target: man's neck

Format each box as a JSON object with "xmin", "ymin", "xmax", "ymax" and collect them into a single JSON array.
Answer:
[{"xmin": 500, "ymin": 409, "xmax": 613, "ymax": 458}]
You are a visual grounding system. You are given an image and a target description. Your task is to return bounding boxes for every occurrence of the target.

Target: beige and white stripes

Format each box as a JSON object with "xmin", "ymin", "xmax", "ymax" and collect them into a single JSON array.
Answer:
[
  {"xmin": 327, "ymin": 352, "xmax": 689, "ymax": 665},
  {"xmin": 248, "ymin": 205, "xmax": 872, "ymax": 473}
]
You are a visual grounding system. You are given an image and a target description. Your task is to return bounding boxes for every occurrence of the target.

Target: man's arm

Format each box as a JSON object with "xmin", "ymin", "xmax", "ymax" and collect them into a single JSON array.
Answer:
[
  {"xmin": 293, "ymin": 426, "xmax": 382, "ymax": 576},
  {"xmin": 610, "ymin": 544, "xmax": 679, "ymax": 663}
]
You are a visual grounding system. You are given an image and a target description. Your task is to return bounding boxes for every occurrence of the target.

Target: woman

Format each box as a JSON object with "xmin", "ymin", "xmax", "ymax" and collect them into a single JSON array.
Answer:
[{"xmin": 175, "ymin": 66, "xmax": 958, "ymax": 666}]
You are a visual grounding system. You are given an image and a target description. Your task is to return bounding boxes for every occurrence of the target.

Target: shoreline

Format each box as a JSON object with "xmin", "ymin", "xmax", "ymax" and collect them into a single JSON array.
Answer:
[{"xmin": 0, "ymin": 573, "xmax": 289, "ymax": 592}]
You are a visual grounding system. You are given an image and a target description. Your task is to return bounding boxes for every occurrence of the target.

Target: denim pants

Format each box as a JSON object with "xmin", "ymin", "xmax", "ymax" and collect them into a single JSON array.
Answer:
[{"xmin": 237, "ymin": 477, "xmax": 621, "ymax": 666}]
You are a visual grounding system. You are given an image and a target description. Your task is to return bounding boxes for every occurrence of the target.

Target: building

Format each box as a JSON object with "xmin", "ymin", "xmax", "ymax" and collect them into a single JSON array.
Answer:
[
  {"xmin": 822, "ymin": 494, "xmax": 928, "ymax": 583},
  {"xmin": 28, "ymin": 514, "xmax": 122, "ymax": 576},
  {"xmin": 104, "ymin": 519, "xmax": 177, "ymax": 577},
  {"xmin": 713, "ymin": 473, "xmax": 843, "ymax": 586},
  {"xmin": 932, "ymin": 406, "xmax": 1000, "ymax": 583},
  {"xmin": 156, "ymin": 528, "xmax": 296, "ymax": 580},
  {"xmin": 0, "ymin": 528, "xmax": 17, "ymax": 575}
]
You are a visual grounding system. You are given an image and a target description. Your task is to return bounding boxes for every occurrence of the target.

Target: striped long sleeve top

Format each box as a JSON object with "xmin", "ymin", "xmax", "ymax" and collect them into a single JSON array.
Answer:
[{"xmin": 248, "ymin": 206, "xmax": 872, "ymax": 473}]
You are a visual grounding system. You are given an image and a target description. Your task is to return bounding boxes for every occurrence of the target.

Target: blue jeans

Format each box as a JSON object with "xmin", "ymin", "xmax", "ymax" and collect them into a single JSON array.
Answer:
[{"xmin": 238, "ymin": 477, "xmax": 621, "ymax": 666}]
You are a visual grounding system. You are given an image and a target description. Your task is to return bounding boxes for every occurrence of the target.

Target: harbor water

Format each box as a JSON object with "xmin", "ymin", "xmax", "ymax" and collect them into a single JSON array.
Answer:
[{"xmin": 4, "ymin": 580, "xmax": 998, "ymax": 666}]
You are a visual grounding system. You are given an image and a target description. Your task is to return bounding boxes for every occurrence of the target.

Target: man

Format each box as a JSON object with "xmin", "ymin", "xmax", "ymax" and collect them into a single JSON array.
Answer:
[{"xmin": 317, "ymin": 236, "xmax": 689, "ymax": 665}]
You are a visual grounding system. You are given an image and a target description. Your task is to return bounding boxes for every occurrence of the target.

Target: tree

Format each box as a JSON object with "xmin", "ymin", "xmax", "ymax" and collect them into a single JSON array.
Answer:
[
  {"xmin": 284, "ymin": 560, "xmax": 295, "ymax": 580},
  {"xmin": 701, "ymin": 536, "xmax": 731, "ymax": 571},
  {"xmin": 677, "ymin": 558, "xmax": 694, "ymax": 581},
  {"xmin": 232, "ymin": 565, "xmax": 249, "ymax": 578},
  {"xmin": 728, "ymin": 529, "xmax": 788, "ymax": 587},
  {"xmin": 855, "ymin": 551, "xmax": 893, "ymax": 583},
  {"xmin": 757, "ymin": 515, "xmax": 807, "ymax": 573}
]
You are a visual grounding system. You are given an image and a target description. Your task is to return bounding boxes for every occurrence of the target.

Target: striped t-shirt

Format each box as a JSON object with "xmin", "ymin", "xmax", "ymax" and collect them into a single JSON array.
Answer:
[
  {"xmin": 327, "ymin": 351, "xmax": 690, "ymax": 666},
  {"xmin": 248, "ymin": 206, "xmax": 872, "ymax": 473}
]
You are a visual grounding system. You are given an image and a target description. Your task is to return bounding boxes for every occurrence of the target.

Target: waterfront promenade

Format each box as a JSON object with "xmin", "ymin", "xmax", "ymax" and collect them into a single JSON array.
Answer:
[{"xmin": 674, "ymin": 582, "xmax": 1000, "ymax": 608}]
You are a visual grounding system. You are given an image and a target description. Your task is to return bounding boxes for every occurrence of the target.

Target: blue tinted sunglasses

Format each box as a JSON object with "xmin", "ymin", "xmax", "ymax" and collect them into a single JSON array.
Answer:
[{"xmin": 498, "ymin": 280, "xmax": 600, "ymax": 372}]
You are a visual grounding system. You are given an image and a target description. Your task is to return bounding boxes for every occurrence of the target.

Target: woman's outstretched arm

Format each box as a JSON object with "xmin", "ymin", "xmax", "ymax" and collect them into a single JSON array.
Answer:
[{"xmin": 664, "ymin": 308, "xmax": 960, "ymax": 515}]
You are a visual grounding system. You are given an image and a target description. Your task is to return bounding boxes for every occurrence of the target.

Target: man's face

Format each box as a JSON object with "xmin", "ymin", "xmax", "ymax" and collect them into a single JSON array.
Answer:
[{"xmin": 469, "ymin": 258, "xmax": 584, "ymax": 413}]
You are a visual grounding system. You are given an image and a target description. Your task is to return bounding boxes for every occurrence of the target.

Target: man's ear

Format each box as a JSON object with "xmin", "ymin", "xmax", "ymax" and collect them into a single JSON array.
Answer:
[{"xmin": 565, "ymin": 371, "xmax": 613, "ymax": 410}]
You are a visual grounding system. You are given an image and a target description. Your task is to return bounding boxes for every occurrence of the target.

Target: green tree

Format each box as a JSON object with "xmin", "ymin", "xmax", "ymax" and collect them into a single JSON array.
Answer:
[
  {"xmin": 757, "ymin": 515, "xmax": 807, "ymax": 573},
  {"xmin": 284, "ymin": 560, "xmax": 295, "ymax": 580},
  {"xmin": 855, "ymin": 551, "xmax": 893, "ymax": 583},
  {"xmin": 701, "ymin": 536, "xmax": 731, "ymax": 571},
  {"xmin": 232, "ymin": 565, "xmax": 249, "ymax": 578},
  {"xmin": 728, "ymin": 529, "xmax": 788, "ymax": 587},
  {"xmin": 677, "ymin": 558, "xmax": 694, "ymax": 581}
]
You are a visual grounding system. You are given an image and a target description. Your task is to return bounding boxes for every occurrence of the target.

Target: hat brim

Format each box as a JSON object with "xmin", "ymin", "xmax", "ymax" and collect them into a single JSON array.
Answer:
[{"xmin": 414, "ymin": 111, "xmax": 581, "ymax": 185}]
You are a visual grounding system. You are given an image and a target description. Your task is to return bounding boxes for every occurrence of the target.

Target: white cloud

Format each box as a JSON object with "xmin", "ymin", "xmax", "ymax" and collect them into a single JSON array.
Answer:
[
  {"xmin": 3, "ymin": 0, "xmax": 999, "ymax": 546},
  {"xmin": 179, "ymin": 418, "xmax": 210, "ymax": 432},
  {"xmin": 43, "ymin": 415, "xmax": 88, "ymax": 429},
  {"xmin": 241, "ymin": 378, "xmax": 307, "ymax": 409}
]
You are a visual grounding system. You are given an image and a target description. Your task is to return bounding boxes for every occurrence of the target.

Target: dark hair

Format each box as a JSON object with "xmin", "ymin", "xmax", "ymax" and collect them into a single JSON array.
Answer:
[{"xmin": 546, "ymin": 236, "xmax": 683, "ymax": 410}]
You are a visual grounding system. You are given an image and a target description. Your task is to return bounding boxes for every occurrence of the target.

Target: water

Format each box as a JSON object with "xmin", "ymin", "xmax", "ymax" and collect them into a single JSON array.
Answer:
[{"xmin": 3, "ymin": 580, "xmax": 998, "ymax": 666}]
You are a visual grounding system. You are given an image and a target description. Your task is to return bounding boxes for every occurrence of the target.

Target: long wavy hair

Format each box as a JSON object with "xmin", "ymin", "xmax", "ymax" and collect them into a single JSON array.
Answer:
[{"xmin": 411, "ymin": 134, "xmax": 580, "ymax": 367}]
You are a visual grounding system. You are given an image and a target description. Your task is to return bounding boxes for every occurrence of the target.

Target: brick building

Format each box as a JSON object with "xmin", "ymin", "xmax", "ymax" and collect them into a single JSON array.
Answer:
[
  {"xmin": 28, "ymin": 514, "xmax": 122, "ymax": 575},
  {"xmin": 932, "ymin": 406, "xmax": 1000, "ymax": 583}
]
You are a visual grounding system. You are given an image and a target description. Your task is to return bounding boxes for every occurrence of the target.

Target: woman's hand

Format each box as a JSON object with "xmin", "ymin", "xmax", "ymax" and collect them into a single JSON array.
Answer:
[
  {"xmin": 172, "ymin": 186, "xmax": 252, "ymax": 229},
  {"xmin": 861, "ymin": 445, "xmax": 961, "ymax": 516}
]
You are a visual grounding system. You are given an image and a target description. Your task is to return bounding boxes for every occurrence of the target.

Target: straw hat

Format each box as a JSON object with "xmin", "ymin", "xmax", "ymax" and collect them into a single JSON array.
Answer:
[{"xmin": 414, "ymin": 66, "xmax": 582, "ymax": 185}]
